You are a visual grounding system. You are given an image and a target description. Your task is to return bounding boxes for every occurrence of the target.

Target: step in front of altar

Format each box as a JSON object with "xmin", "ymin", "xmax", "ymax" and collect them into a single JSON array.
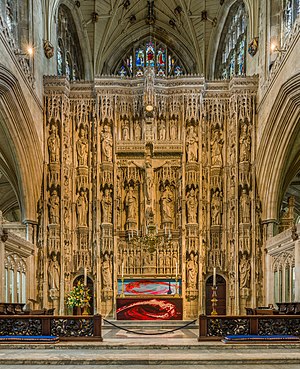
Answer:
[
  {"xmin": 102, "ymin": 319, "xmax": 198, "ymax": 339},
  {"xmin": 0, "ymin": 341, "xmax": 300, "ymax": 367}
]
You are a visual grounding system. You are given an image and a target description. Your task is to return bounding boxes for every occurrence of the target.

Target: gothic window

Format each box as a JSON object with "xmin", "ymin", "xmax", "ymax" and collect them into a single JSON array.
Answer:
[
  {"xmin": 215, "ymin": 1, "xmax": 247, "ymax": 79},
  {"xmin": 57, "ymin": 40, "xmax": 64, "ymax": 76},
  {"xmin": 117, "ymin": 40, "xmax": 184, "ymax": 77},
  {"xmin": 57, "ymin": 5, "xmax": 83, "ymax": 80},
  {"xmin": 5, "ymin": 0, "xmax": 14, "ymax": 33},
  {"xmin": 4, "ymin": 253, "xmax": 26, "ymax": 304},
  {"xmin": 282, "ymin": 0, "xmax": 300, "ymax": 42},
  {"xmin": 273, "ymin": 254, "xmax": 295, "ymax": 305}
]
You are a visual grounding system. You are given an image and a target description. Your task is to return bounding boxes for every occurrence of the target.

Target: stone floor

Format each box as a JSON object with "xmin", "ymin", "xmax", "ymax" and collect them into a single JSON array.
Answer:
[{"xmin": 0, "ymin": 323, "xmax": 299, "ymax": 368}]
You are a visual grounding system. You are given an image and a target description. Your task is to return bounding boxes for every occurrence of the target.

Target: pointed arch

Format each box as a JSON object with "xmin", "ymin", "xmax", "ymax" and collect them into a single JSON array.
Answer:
[{"xmin": 0, "ymin": 65, "xmax": 43, "ymax": 222}]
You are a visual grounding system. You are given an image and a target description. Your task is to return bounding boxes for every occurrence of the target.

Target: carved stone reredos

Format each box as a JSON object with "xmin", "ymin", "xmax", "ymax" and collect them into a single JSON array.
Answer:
[{"xmin": 41, "ymin": 75, "xmax": 261, "ymax": 318}]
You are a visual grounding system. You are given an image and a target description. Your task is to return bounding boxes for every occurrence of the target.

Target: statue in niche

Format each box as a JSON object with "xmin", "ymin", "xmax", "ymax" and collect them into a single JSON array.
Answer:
[
  {"xmin": 187, "ymin": 253, "xmax": 198, "ymax": 289},
  {"xmin": 128, "ymin": 249, "xmax": 134, "ymax": 273},
  {"xmin": 125, "ymin": 186, "xmax": 137, "ymax": 222},
  {"xmin": 240, "ymin": 188, "xmax": 250, "ymax": 223},
  {"xmin": 102, "ymin": 188, "xmax": 112, "ymax": 223},
  {"xmin": 158, "ymin": 116, "xmax": 166, "ymax": 140},
  {"xmin": 172, "ymin": 250, "xmax": 178, "ymax": 273},
  {"xmin": 122, "ymin": 117, "xmax": 130, "ymax": 140},
  {"xmin": 102, "ymin": 253, "xmax": 112, "ymax": 290},
  {"xmin": 186, "ymin": 188, "xmax": 198, "ymax": 224},
  {"xmin": 165, "ymin": 249, "xmax": 171, "ymax": 273},
  {"xmin": 48, "ymin": 252, "xmax": 60, "ymax": 290},
  {"xmin": 76, "ymin": 190, "xmax": 88, "ymax": 226},
  {"xmin": 64, "ymin": 198, "xmax": 70, "ymax": 228},
  {"xmin": 76, "ymin": 127, "xmax": 88, "ymax": 166},
  {"xmin": 211, "ymin": 190, "xmax": 222, "ymax": 225},
  {"xmin": 160, "ymin": 185, "xmax": 174, "ymax": 222},
  {"xmin": 145, "ymin": 158, "xmax": 153, "ymax": 204},
  {"xmin": 239, "ymin": 253, "xmax": 251, "ymax": 288},
  {"xmin": 134, "ymin": 119, "xmax": 142, "ymax": 140},
  {"xmin": 158, "ymin": 248, "xmax": 164, "ymax": 273},
  {"xmin": 101, "ymin": 125, "xmax": 113, "ymax": 162},
  {"xmin": 186, "ymin": 125, "xmax": 198, "ymax": 162},
  {"xmin": 48, "ymin": 123, "xmax": 60, "ymax": 163},
  {"xmin": 169, "ymin": 116, "xmax": 177, "ymax": 141},
  {"xmin": 211, "ymin": 129, "xmax": 223, "ymax": 166},
  {"xmin": 239, "ymin": 123, "xmax": 251, "ymax": 162},
  {"xmin": 48, "ymin": 189, "xmax": 60, "ymax": 224}
]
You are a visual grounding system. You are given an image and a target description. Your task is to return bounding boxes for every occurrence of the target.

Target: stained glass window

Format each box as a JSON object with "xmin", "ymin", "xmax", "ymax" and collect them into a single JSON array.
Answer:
[
  {"xmin": 117, "ymin": 40, "xmax": 184, "ymax": 77},
  {"xmin": 215, "ymin": 0, "xmax": 247, "ymax": 79},
  {"xmin": 282, "ymin": 0, "xmax": 300, "ymax": 42},
  {"xmin": 136, "ymin": 48, "xmax": 145, "ymax": 67},
  {"xmin": 57, "ymin": 5, "xmax": 83, "ymax": 80},
  {"xmin": 57, "ymin": 42, "xmax": 63, "ymax": 76},
  {"xmin": 66, "ymin": 53, "xmax": 71, "ymax": 79},
  {"xmin": 5, "ymin": 0, "xmax": 14, "ymax": 33}
]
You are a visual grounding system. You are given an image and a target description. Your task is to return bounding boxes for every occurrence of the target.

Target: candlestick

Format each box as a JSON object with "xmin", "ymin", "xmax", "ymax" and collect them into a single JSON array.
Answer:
[
  {"xmin": 84, "ymin": 267, "xmax": 87, "ymax": 286},
  {"xmin": 213, "ymin": 267, "xmax": 216, "ymax": 287},
  {"xmin": 211, "ymin": 286, "xmax": 218, "ymax": 315}
]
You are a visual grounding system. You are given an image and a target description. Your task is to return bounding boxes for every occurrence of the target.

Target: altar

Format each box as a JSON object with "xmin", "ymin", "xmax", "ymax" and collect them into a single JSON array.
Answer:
[
  {"xmin": 116, "ymin": 279, "xmax": 182, "ymax": 320},
  {"xmin": 116, "ymin": 296, "xmax": 183, "ymax": 320}
]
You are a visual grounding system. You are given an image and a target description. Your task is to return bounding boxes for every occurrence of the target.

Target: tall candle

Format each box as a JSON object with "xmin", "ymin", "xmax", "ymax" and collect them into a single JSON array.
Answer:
[
  {"xmin": 176, "ymin": 262, "xmax": 178, "ymax": 278},
  {"xmin": 121, "ymin": 262, "xmax": 124, "ymax": 278},
  {"xmin": 213, "ymin": 267, "xmax": 216, "ymax": 287},
  {"xmin": 84, "ymin": 267, "xmax": 87, "ymax": 286}
]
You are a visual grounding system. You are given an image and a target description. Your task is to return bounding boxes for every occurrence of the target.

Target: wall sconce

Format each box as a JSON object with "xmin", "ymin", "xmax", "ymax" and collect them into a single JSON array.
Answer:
[
  {"xmin": 15, "ymin": 46, "xmax": 34, "ymax": 59},
  {"xmin": 271, "ymin": 43, "xmax": 286, "ymax": 53}
]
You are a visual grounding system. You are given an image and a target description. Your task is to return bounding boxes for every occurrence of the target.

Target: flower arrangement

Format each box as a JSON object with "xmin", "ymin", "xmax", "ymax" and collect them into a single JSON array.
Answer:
[{"xmin": 66, "ymin": 281, "xmax": 91, "ymax": 308}]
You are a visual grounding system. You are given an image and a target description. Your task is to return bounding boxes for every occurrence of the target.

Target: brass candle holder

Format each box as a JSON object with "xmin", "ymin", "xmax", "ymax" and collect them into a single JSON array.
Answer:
[{"xmin": 211, "ymin": 286, "xmax": 218, "ymax": 315}]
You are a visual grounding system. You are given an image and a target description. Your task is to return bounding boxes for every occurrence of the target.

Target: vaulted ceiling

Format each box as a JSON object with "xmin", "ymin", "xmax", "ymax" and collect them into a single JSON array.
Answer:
[{"xmin": 74, "ymin": 0, "xmax": 226, "ymax": 76}]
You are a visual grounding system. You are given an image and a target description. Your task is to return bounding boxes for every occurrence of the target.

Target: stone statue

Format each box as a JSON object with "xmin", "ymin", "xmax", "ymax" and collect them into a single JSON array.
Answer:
[
  {"xmin": 165, "ymin": 249, "xmax": 171, "ymax": 273},
  {"xmin": 187, "ymin": 188, "xmax": 198, "ymax": 224},
  {"xmin": 145, "ymin": 159, "xmax": 153, "ymax": 204},
  {"xmin": 128, "ymin": 249, "xmax": 134, "ymax": 273},
  {"xmin": 186, "ymin": 125, "xmax": 198, "ymax": 162},
  {"xmin": 102, "ymin": 188, "xmax": 112, "ymax": 223},
  {"xmin": 101, "ymin": 125, "xmax": 113, "ymax": 162},
  {"xmin": 48, "ymin": 189, "xmax": 60, "ymax": 224},
  {"xmin": 161, "ymin": 185, "xmax": 174, "ymax": 222},
  {"xmin": 76, "ymin": 190, "xmax": 88, "ymax": 226},
  {"xmin": 102, "ymin": 253, "xmax": 112, "ymax": 290},
  {"xmin": 76, "ymin": 127, "xmax": 88, "ymax": 166},
  {"xmin": 211, "ymin": 129, "xmax": 223, "ymax": 166},
  {"xmin": 240, "ymin": 189, "xmax": 250, "ymax": 223},
  {"xmin": 240, "ymin": 123, "xmax": 251, "ymax": 162},
  {"xmin": 134, "ymin": 119, "xmax": 141, "ymax": 140},
  {"xmin": 211, "ymin": 190, "xmax": 222, "ymax": 225},
  {"xmin": 122, "ymin": 117, "xmax": 130, "ymax": 140},
  {"xmin": 187, "ymin": 253, "xmax": 198, "ymax": 289},
  {"xmin": 125, "ymin": 186, "xmax": 137, "ymax": 222},
  {"xmin": 158, "ymin": 117, "xmax": 166, "ymax": 140},
  {"xmin": 239, "ymin": 254, "xmax": 251, "ymax": 288},
  {"xmin": 48, "ymin": 253, "xmax": 60, "ymax": 290},
  {"xmin": 169, "ymin": 116, "xmax": 177, "ymax": 141},
  {"xmin": 48, "ymin": 123, "xmax": 60, "ymax": 163}
]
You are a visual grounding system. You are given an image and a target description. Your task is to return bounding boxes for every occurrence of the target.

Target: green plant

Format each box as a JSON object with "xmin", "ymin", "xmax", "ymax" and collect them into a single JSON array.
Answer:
[{"xmin": 66, "ymin": 281, "xmax": 91, "ymax": 308}]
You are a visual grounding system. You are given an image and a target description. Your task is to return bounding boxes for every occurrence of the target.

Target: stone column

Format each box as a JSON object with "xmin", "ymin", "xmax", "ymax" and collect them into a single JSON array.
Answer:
[
  {"xmin": 294, "ymin": 240, "xmax": 300, "ymax": 301},
  {"xmin": 0, "ymin": 237, "xmax": 6, "ymax": 302}
]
